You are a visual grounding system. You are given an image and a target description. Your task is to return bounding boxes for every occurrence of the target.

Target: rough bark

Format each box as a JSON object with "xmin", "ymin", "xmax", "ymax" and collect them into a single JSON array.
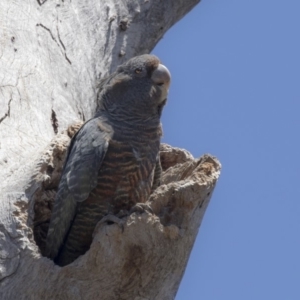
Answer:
[{"xmin": 0, "ymin": 0, "xmax": 222, "ymax": 299}]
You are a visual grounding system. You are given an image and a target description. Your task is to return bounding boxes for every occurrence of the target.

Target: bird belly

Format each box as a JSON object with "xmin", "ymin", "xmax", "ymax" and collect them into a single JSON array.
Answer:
[{"xmin": 89, "ymin": 139, "xmax": 157, "ymax": 214}]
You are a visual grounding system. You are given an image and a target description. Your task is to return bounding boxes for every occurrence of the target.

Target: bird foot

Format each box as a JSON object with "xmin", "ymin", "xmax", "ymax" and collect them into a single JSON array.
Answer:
[
  {"xmin": 115, "ymin": 209, "xmax": 130, "ymax": 218},
  {"xmin": 130, "ymin": 203, "xmax": 153, "ymax": 215},
  {"xmin": 95, "ymin": 214, "xmax": 125, "ymax": 233}
]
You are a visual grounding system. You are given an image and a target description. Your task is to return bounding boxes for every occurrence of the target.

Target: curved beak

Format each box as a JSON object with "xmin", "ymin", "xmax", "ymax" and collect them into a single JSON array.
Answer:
[{"xmin": 151, "ymin": 64, "xmax": 171, "ymax": 101}]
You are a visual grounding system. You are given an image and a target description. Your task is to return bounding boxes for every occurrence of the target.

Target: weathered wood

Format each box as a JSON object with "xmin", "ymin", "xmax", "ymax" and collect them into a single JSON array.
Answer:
[
  {"xmin": 0, "ymin": 1, "xmax": 223, "ymax": 299},
  {"xmin": 3, "ymin": 136, "xmax": 221, "ymax": 299}
]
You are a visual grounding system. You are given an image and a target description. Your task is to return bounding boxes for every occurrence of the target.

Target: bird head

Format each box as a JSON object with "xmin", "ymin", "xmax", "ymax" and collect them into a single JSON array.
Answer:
[{"xmin": 97, "ymin": 54, "xmax": 171, "ymax": 123}]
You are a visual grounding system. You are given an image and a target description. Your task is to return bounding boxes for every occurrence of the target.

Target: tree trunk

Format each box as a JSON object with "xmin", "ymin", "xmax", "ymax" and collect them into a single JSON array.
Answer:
[{"xmin": 0, "ymin": 0, "xmax": 221, "ymax": 299}]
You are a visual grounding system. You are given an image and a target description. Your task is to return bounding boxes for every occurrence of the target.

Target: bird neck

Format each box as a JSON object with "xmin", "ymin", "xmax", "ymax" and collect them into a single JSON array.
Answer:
[
  {"xmin": 94, "ymin": 109, "xmax": 162, "ymax": 141},
  {"xmin": 114, "ymin": 117, "xmax": 162, "ymax": 142}
]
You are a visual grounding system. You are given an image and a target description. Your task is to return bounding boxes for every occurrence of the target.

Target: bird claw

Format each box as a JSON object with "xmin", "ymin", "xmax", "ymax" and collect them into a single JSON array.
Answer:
[
  {"xmin": 115, "ymin": 209, "xmax": 129, "ymax": 218},
  {"xmin": 130, "ymin": 203, "xmax": 153, "ymax": 215},
  {"xmin": 95, "ymin": 214, "xmax": 125, "ymax": 233}
]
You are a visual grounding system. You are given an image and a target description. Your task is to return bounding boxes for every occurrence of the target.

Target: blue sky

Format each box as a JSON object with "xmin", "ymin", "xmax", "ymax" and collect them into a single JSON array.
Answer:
[{"xmin": 152, "ymin": 0, "xmax": 300, "ymax": 299}]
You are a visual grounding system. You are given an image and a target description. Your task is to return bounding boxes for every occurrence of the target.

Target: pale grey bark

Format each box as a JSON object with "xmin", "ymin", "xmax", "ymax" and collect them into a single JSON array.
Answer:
[{"xmin": 0, "ymin": 1, "xmax": 222, "ymax": 299}]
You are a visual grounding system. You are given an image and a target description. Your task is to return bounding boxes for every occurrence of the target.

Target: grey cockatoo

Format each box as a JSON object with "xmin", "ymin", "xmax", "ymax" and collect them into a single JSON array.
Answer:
[{"xmin": 44, "ymin": 54, "xmax": 171, "ymax": 266}]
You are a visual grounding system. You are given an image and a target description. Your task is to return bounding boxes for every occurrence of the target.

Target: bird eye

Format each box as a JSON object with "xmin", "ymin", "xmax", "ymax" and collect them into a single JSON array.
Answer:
[{"xmin": 135, "ymin": 68, "xmax": 142, "ymax": 74}]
